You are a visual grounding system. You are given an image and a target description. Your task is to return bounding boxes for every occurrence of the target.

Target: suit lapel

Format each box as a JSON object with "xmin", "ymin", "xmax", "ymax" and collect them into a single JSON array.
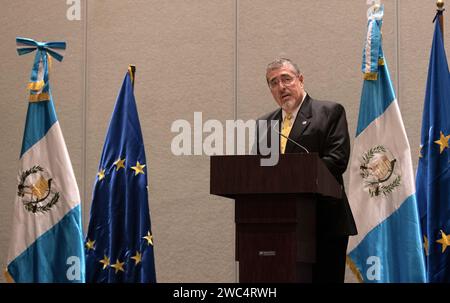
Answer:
[
  {"xmin": 285, "ymin": 94, "xmax": 312, "ymax": 153},
  {"xmin": 263, "ymin": 108, "xmax": 282, "ymax": 150}
]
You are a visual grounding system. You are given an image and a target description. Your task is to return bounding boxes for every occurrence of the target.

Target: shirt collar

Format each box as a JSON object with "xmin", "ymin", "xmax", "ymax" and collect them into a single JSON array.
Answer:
[{"xmin": 281, "ymin": 93, "xmax": 307, "ymax": 122}]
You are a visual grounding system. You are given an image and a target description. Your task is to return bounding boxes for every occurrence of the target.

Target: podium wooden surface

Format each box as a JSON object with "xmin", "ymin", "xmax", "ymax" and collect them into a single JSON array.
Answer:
[{"xmin": 210, "ymin": 153, "xmax": 341, "ymax": 282}]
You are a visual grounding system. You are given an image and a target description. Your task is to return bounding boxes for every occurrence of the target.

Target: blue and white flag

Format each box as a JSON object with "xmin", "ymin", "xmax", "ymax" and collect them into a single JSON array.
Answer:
[
  {"xmin": 5, "ymin": 37, "xmax": 85, "ymax": 283},
  {"xmin": 416, "ymin": 10, "xmax": 450, "ymax": 282},
  {"xmin": 346, "ymin": 6, "xmax": 426, "ymax": 283}
]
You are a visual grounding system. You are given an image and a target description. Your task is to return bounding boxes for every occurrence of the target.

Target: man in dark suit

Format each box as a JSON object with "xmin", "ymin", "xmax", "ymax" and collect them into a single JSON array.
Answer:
[{"xmin": 257, "ymin": 58, "xmax": 357, "ymax": 282}]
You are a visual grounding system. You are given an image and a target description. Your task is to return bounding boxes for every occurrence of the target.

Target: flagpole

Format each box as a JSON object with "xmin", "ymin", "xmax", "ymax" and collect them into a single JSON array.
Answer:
[
  {"xmin": 437, "ymin": 0, "xmax": 444, "ymax": 40},
  {"xmin": 128, "ymin": 64, "xmax": 136, "ymax": 89}
]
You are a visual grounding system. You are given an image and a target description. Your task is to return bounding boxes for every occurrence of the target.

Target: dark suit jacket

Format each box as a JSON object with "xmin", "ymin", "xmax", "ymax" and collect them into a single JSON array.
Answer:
[{"xmin": 257, "ymin": 94, "xmax": 357, "ymax": 236}]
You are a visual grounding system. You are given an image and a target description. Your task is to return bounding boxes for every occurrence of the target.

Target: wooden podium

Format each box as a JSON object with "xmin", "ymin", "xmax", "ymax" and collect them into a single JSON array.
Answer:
[{"xmin": 210, "ymin": 153, "xmax": 342, "ymax": 282}]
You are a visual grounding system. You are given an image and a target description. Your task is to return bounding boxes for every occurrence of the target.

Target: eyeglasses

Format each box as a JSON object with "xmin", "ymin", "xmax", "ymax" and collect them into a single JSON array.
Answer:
[{"xmin": 268, "ymin": 74, "xmax": 297, "ymax": 89}]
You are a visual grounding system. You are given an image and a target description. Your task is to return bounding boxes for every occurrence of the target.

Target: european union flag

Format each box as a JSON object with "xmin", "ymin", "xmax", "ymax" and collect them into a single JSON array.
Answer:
[
  {"xmin": 85, "ymin": 66, "xmax": 156, "ymax": 283},
  {"xmin": 416, "ymin": 11, "xmax": 450, "ymax": 282}
]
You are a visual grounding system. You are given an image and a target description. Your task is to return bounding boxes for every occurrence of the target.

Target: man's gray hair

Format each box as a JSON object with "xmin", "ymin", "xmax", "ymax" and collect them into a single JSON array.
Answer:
[{"xmin": 266, "ymin": 58, "xmax": 301, "ymax": 76}]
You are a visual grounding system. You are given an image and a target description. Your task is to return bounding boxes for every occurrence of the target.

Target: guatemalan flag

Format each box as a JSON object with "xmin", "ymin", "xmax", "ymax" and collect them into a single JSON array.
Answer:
[
  {"xmin": 5, "ymin": 38, "xmax": 85, "ymax": 283},
  {"xmin": 345, "ymin": 5, "xmax": 426, "ymax": 282}
]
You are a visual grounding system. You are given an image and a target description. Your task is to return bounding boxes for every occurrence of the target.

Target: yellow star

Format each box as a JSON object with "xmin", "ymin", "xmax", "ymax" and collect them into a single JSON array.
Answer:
[
  {"xmin": 114, "ymin": 158, "xmax": 126, "ymax": 171},
  {"xmin": 99, "ymin": 255, "xmax": 110, "ymax": 270},
  {"xmin": 131, "ymin": 161, "xmax": 146, "ymax": 176},
  {"xmin": 97, "ymin": 169, "xmax": 106, "ymax": 181},
  {"xmin": 423, "ymin": 235, "xmax": 429, "ymax": 256},
  {"xmin": 110, "ymin": 259, "xmax": 125, "ymax": 274},
  {"xmin": 434, "ymin": 131, "xmax": 450, "ymax": 154},
  {"xmin": 85, "ymin": 239, "xmax": 95, "ymax": 251},
  {"xmin": 436, "ymin": 230, "xmax": 450, "ymax": 253},
  {"xmin": 131, "ymin": 252, "xmax": 142, "ymax": 265},
  {"xmin": 143, "ymin": 231, "xmax": 153, "ymax": 246}
]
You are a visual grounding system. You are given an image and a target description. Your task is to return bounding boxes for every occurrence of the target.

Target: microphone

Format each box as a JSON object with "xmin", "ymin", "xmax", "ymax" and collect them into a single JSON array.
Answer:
[{"xmin": 272, "ymin": 120, "xmax": 310, "ymax": 154}]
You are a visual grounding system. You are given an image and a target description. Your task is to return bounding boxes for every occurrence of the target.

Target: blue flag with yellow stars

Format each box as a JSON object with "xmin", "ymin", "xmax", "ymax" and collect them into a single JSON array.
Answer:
[
  {"xmin": 416, "ymin": 11, "xmax": 450, "ymax": 282},
  {"xmin": 85, "ymin": 66, "xmax": 156, "ymax": 283}
]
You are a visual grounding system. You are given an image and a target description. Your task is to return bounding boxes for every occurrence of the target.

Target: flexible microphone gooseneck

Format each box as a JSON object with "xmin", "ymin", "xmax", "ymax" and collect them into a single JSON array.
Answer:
[{"xmin": 272, "ymin": 119, "xmax": 310, "ymax": 154}]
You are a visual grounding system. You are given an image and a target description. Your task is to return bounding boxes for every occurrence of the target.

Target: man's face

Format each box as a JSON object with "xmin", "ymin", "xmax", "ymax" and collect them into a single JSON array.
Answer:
[{"xmin": 266, "ymin": 64, "xmax": 305, "ymax": 113}]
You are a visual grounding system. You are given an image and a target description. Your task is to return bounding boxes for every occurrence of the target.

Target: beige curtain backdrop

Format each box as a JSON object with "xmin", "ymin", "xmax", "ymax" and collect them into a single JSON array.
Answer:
[{"xmin": 0, "ymin": 0, "xmax": 448, "ymax": 283}]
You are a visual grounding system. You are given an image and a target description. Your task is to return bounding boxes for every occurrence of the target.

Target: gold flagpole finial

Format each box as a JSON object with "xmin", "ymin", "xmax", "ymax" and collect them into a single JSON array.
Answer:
[
  {"xmin": 436, "ymin": 0, "xmax": 445, "ymax": 40},
  {"xmin": 374, "ymin": 2, "xmax": 381, "ymax": 10},
  {"xmin": 367, "ymin": 0, "xmax": 381, "ymax": 8},
  {"xmin": 128, "ymin": 64, "xmax": 136, "ymax": 89}
]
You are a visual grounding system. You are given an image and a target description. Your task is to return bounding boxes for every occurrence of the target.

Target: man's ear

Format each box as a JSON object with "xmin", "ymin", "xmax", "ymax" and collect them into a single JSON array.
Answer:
[{"xmin": 298, "ymin": 74, "xmax": 304, "ymax": 85}]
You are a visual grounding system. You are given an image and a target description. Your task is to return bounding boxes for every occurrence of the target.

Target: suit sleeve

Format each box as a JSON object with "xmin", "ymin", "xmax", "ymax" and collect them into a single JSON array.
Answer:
[{"xmin": 321, "ymin": 104, "xmax": 351, "ymax": 179}]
